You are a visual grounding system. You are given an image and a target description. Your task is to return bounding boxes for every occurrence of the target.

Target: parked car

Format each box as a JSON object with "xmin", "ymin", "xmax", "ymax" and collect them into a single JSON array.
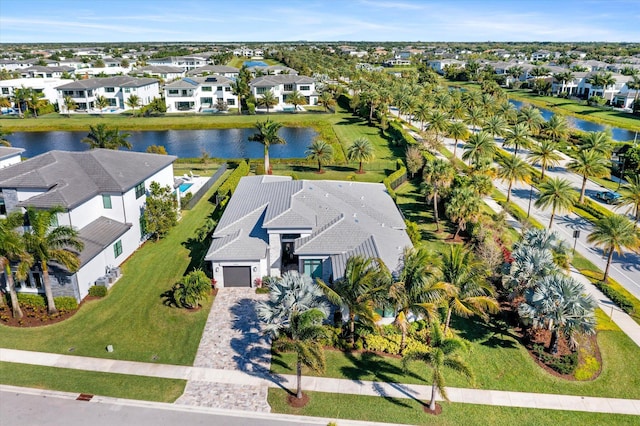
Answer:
[{"xmin": 595, "ymin": 191, "xmax": 621, "ymax": 204}]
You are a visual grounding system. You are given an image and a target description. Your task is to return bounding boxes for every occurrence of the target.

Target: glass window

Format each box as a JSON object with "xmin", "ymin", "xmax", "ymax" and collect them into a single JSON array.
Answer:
[
  {"xmin": 135, "ymin": 182, "xmax": 145, "ymax": 199},
  {"xmin": 300, "ymin": 85, "xmax": 310, "ymax": 91},
  {"xmin": 105, "ymin": 87, "xmax": 115, "ymax": 93},
  {"xmin": 283, "ymin": 84, "xmax": 294, "ymax": 91},
  {"xmin": 139, "ymin": 214, "xmax": 147, "ymax": 237},
  {"xmin": 303, "ymin": 259, "xmax": 323, "ymax": 279},
  {"xmin": 202, "ymin": 86, "xmax": 212, "ymax": 92},
  {"xmin": 124, "ymin": 88, "xmax": 131, "ymax": 93},
  {"xmin": 256, "ymin": 87, "xmax": 267, "ymax": 95},
  {"xmin": 168, "ymin": 89, "xmax": 179, "ymax": 95},
  {"xmin": 1, "ymin": 88, "xmax": 9, "ymax": 94},
  {"xmin": 225, "ymin": 87, "xmax": 231, "ymax": 92},
  {"xmin": 102, "ymin": 194, "xmax": 112, "ymax": 209},
  {"xmin": 226, "ymin": 99, "xmax": 235, "ymax": 105},
  {"xmin": 113, "ymin": 240, "xmax": 123, "ymax": 258}
]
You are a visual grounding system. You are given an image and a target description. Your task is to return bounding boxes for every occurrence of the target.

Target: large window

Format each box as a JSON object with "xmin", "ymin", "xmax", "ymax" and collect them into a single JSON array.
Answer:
[
  {"xmin": 283, "ymin": 84, "xmax": 294, "ymax": 91},
  {"xmin": 113, "ymin": 240, "xmax": 123, "ymax": 258},
  {"xmin": 135, "ymin": 182, "xmax": 145, "ymax": 199},
  {"xmin": 226, "ymin": 99, "xmax": 235, "ymax": 106},
  {"xmin": 300, "ymin": 85, "xmax": 310, "ymax": 91},
  {"xmin": 256, "ymin": 87, "xmax": 268, "ymax": 95},
  {"xmin": 102, "ymin": 194, "xmax": 112, "ymax": 209},
  {"xmin": 202, "ymin": 86, "xmax": 212, "ymax": 92},
  {"xmin": 1, "ymin": 88, "xmax": 9, "ymax": 95},
  {"xmin": 303, "ymin": 259, "xmax": 323, "ymax": 279},
  {"xmin": 139, "ymin": 214, "xmax": 147, "ymax": 237},
  {"xmin": 105, "ymin": 87, "xmax": 115, "ymax": 93}
]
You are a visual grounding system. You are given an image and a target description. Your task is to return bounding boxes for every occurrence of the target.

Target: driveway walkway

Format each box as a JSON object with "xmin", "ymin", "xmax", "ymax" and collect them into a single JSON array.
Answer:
[{"xmin": 175, "ymin": 288, "xmax": 272, "ymax": 412}]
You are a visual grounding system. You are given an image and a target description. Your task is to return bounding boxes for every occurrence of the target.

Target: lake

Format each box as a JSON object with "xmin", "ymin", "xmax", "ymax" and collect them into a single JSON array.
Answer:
[{"xmin": 7, "ymin": 127, "xmax": 317, "ymax": 159}]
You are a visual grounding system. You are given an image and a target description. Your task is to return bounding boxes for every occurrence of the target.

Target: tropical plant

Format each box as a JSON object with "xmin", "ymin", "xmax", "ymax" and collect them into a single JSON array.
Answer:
[
  {"xmin": 503, "ymin": 245, "xmax": 557, "ymax": 299},
  {"xmin": 503, "ymin": 122, "xmax": 532, "ymax": 155},
  {"xmin": 464, "ymin": 105, "xmax": 484, "ymax": 131},
  {"xmin": 249, "ymin": 119, "xmax": 286, "ymax": 174},
  {"xmin": 146, "ymin": 145, "xmax": 168, "ymax": 155},
  {"xmin": 619, "ymin": 174, "xmax": 640, "ymax": 223},
  {"xmin": 554, "ymin": 71, "xmax": 575, "ymax": 95},
  {"xmin": 81, "ymin": 123, "xmax": 132, "ymax": 150},
  {"xmin": 422, "ymin": 158, "xmax": 455, "ymax": 232},
  {"xmin": 0, "ymin": 125, "xmax": 11, "ymax": 146},
  {"xmin": 527, "ymin": 139, "xmax": 562, "ymax": 179},
  {"xmin": 172, "ymin": 269, "xmax": 211, "ymax": 309},
  {"xmin": 439, "ymin": 245, "xmax": 498, "ymax": 334},
  {"xmin": 535, "ymin": 177, "xmax": 577, "ymax": 228},
  {"xmin": 23, "ymin": 207, "xmax": 84, "ymax": 314},
  {"xmin": 446, "ymin": 120, "xmax": 470, "ymax": 160},
  {"xmin": 462, "ymin": 131, "xmax": 496, "ymax": 166},
  {"xmin": 95, "ymin": 95, "xmax": 110, "ymax": 114},
  {"xmin": 482, "ymin": 115, "xmax": 508, "ymax": 140},
  {"xmin": 567, "ymin": 149, "xmax": 610, "ymax": 203},
  {"xmin": 12, "ymin": 86, "xmax": 29, "ymax": 117},
  {"xmin": 413, "ymin": 101, "xmax": 430, "ymax": 131},
  {"xmin": 62, "ymin": 95, "xmax": 77, "ymax": 117},
  {"xmin": 286, "ymin": 90, "xmax": 307, "ymax": 112},
  {"xmin": 543, "ymin": 115, "xmax": 569, "ymax": 142},
  {"xmin": 497, "ymin": 155, "xmax": 531, "ymax": 203},
  {"xmin": 26, "ymin": 89, "xmax": 46, "ymax": 117},
  {"xmin": 580, "ymin": 131, "xmax": 614, "ymax": 157},
  {"xmin": 125, "ymin": 94, "xmax": 141, "ymax": 113},
  {"xmin": 318, "ymin": 91, "xmax": 336, "ymax": 113},
  {"xmin": 446, "ymin": 186, "xmax": 482, "ymax": 239},
  {"xmin": 427, "ymin": 110, "xmax": 449, "ymax": 142},
  {"xmin": 519, "ymin": 274, "xmax": 597, "ymax": 354},
  {"xmin": 402, "ymin": 319, "xmax": 474, "ymax": 412},
  {"xmin": 317, "ymin": 255, "xmax": 389, "ymax": 347},
  {"xmin": 144, "ymin": 182, "xmax": 178, "ymax": 241},
  {"xmin": 0, "ymin": 212, "xmax": 34, "ymax": 318},
  {"xmin": 587, "ymin": 214, "xmax": 640, "ymax": 283},
  {"xmin": 517, "ymin": 106, "xmax": 544, "ymax": 135},
  {"xmin": 257, "ymin": 90, "xmax": 278, "ymax": 114},
  {"xmin": 305, "ymin": 140, "xmax": 333, "ymax": 173},
  {"xmin": 347, "ymin": 137, "xmax": 375, "ymax": 174},
  {"xmin": 587, "ymin": 72, "xmax": 616, "ymax": 98}
]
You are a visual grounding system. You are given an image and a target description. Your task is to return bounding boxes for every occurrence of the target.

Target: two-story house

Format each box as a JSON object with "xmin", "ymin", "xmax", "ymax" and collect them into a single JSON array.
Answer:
[
  {"xmin": 250, "ymin": 75, "xmax": 317, "ymax": 111},
  {"xmin": 147, "ymin": 56, "xmax": 208, "ymax": 71},
  {"xmin": 19, "ymin": 66, "xmax": 75, "ymax": 79},
  {"xmin": 0, "ymin": 78, "xmax": 72, "ymax": 107},
  {"xmin": 129, "ymin": 65, "xmax": 185, "ymax": 82},
  {"xmin": 163, "ymin": 76, "xmax": 238, "ymax": 113},
  {"xmin": 187, "ymin": 65, "xmax": 240, "ymax": 78},
  {"xmin": 0, "ymin": 149, "xmax": 177, "ymax": 301}
]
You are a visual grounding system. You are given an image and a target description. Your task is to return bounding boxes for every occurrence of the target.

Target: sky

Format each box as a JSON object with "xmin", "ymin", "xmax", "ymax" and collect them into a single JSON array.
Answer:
[{"xmin": 0, "ymin": 0, "xmax": 639, "ymax": 43}]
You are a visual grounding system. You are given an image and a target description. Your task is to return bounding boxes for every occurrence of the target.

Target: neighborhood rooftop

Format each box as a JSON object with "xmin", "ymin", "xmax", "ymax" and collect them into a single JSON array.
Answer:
[{"xmin": 55, "ymin": 76, "xmax": 158, "ymax": 89}]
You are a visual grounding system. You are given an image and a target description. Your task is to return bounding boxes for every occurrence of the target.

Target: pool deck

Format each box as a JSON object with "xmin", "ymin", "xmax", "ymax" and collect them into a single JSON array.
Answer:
[{"xmin": 175, "ymin": 175, "xmax": 209, "ymax": 195}]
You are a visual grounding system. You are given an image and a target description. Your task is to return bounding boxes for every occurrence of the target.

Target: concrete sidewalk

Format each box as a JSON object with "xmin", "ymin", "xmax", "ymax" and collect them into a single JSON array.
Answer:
[{"xmin": 1, "ymin": 348, "xmax": 639, "ymax": 415}]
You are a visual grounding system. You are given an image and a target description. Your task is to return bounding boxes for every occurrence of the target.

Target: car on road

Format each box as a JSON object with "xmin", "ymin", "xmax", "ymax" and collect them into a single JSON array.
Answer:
[{"xmin": 595, "ymin": 190, "xmax": 622, "ymax": 204}]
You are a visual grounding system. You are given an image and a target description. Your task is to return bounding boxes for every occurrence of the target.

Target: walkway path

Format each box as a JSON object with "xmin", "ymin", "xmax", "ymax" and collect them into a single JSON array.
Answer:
[
  {"xmin": 1, "ymin": 348, "xmax": 639, "ymax": 415},
  {"xmin": 175, "ymin": 288, "xmax": 271, "ymax": 412}
]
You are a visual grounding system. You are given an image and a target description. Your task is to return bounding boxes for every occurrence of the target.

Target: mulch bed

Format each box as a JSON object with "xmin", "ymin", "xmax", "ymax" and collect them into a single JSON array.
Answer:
[
  {"xmin": 0, "ymin": 304, "xmax": 79, "ymax": 327},
  {"xmin": 287, "ymin": 392, "xmax": 310, "ymax": 408},
  {"xmin": 423, "ymin": 402, "xmax": 442, "ymax": 415}
]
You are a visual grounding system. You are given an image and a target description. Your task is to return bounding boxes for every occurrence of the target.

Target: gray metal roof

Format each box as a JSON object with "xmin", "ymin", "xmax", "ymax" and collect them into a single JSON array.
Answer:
[
  {"xmin": 132, "ymin": 66, "xmax": 184, "ymax": 74},
  {"xmin": 330, "ymin": 236, "xmax": 380, "ymax": 280},
  {"xmin": 187, "ymin": 65, "xmax": 239, "ymax": 76},
  {"xmin": 56, "ymin": 76, "xmax": 158, "ymax": 90},
  {"xmin": 250, "ymin": 75, "xmax": 314, "ymax": 88},
  {"xmin": 0, "ymin": 147, "xmax": 25, "ymax": 161},
  {"xmin": 78, "ymin": 217, "xmax": 132, "ymax": 266},
  {"xmin": 165, "ymin": 75, "xmax": 234, "ymax": 89},
  {"xmin": 0, "ymin": 149, "xmax": 176, "ymax": 210}
]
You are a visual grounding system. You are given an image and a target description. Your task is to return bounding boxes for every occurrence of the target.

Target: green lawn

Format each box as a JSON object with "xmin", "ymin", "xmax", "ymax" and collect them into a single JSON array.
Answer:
[
  {"xmin": 0, "ymin": 362, "xmax": 185, "ymax": 402},
  {"xmin": 226, "ymin": 57, "xmax": 282, "ymax": 68},
  {"xmin": 0, "ymin": 170, "xmax": 231, "ymax": 365},
  {"xmin": 271, "ymin": 315, "xmax": 640, "ymax": 399},
  {"xmin": 268, "ymin": 389, "xmax": 638, "ymax": 426}
]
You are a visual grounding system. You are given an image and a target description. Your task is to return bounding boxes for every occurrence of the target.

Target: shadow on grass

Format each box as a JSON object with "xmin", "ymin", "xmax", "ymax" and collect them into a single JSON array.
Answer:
[{"xmin": 452, "ymin": 316, "xmax": 518, "ymax": 350}]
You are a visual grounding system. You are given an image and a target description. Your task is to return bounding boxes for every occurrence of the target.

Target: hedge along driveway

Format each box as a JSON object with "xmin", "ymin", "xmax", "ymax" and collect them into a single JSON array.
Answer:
[{"xmin": 0, "ymin": 170, "xmax": 231, "ymax": 366}]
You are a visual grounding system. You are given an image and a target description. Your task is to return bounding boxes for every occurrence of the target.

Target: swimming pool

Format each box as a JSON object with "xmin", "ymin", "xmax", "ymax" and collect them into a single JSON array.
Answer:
[
  {"xmin": 244, "ymin": 60, "xmax": 268, "ymax": 67},
  {"xmin": 178, "ymin": 182, "xmax": 193, "ymax": 193}
]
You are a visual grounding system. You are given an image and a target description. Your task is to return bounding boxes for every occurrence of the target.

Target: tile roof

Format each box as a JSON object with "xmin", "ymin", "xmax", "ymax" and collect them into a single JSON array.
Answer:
[
  {"xmin": 0, "ymin": 147, "xmax": 25, "ymax": 161},
  {"xmin": 187, "ymin": 65, "xmax": 239, "ymax": 76},
  {"xmin": 250, "ymin": 75, "xmax": 314, "ymax": 88},
  {"xmin": 77, "ymin": 217, "xmax": 132, "ymax": 266},
  {"xmin": 55, "ymin": 76, "xmax": 158, "ymax": 90}
]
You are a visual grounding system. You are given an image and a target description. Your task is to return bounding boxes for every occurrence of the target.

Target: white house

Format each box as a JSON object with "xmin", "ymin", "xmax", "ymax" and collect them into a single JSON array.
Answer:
[
  {"xmin": 206, "ymin": 176, "xmax": 411, "ymax": 288},
  {"xmin": 187, "ymin": 65, "xmax": 240, "ymax": 78},
  {"xmin": 246, "ymin": 65, "xmax": 298, "ymax": 76},
  {"xmin": 0, "ymin": 78, "xmax": 73, "ymax": 106},
  {"xmin": 427, "ymin": 59, "xmax": 465, "ymax": 74},
  {"xmin": 0, "ymin": 147, "xmax": 23, "ymax": 171},
  {"xmin": 163, "ymin": 76, "xmax": 238, "ymax": 113},
  {"xmin": 0, "ymin": 149, "xmax": 177, "ymax": 301},
  {"xmin": 130, "ymin": 65, "xmax": 186, "ymax": 81},
  {"xmin": 55, "ymin": 76, "xmax": 160, "ymax": 113},
  {"xmin": 250, "ymin": 75, "xmax": 318, "ymax": 110},
  {"xmin": 147, "ymin": 56, "xmax": 208, "ymax": 71},
  {"xmin": 19, "ymin": 66, "xmax": 75, "ymax": 79}
]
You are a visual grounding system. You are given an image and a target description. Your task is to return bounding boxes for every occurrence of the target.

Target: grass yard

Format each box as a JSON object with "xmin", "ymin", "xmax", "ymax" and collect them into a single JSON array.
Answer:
[
  {"xmin": 271, "ymin": 314, "xmax": 640, "ymax": 399},
  {"xmin": 0, "ymin": 362, "xmax": 185, "ymax": 402},
  {"xmin": 225, "ymin": 57, "xmax": 282, "ymax": 68},
  {"xmin": 0, "ymin": 170, "xmax": 231, "ymax": 365},
  {"xmin": 268, "ymin": 389, "xmax": 638, "ymax": 426}
]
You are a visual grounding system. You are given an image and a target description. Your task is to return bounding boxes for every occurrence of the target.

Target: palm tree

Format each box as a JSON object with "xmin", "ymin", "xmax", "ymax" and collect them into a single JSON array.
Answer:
[
  {"xmin": 82, "ymin": 123, "xmax": 132, "ymax": 150},
  {"xmin": 413, "ymin": 101, "xmax": 430, "ymax": 131},
  {"xmin": 317, "ymin": 255, "xmax": 389, "ymax": 347},
  {"xmin": 402, "ymin": 319, "xmax": 474, "ymax": 412},
  {"xmin": 503, "ymin": 245, "xmax": 558, "ymax": 299},
  {"xmin": 422, "ymin": 158, "xmax": 454, "ymax": 232},
  {"xmin": 347, "ymin": 137, "xmax": 375, "ymax": 174},
  {"xmin": 318, "ymin": 91, "xmax": 336, "ymax": 113},
  {"xmin": 447, "ymin": 121, "xmax": 470, "ymax": 160},
  {"xmin": 23, "ymin": 207, "xmax": 84, "ymax": 314},
  {"xmin": 535, "ymin": 177, "xmax": 577, "ymax": 228},
  {"xmin": 587, "ymin": 214, "xmax": 640, "ymax": 283},
  {"xmin": 305, "ymin": 139, "xmax": 333, "ymax": 173},
  {"xmin": 389, "ymin": 247, "xmax": 448, "ymax": 353},
  {"xmin": 497, "ymin": 101, "xmax": 518, "ymax": 124},
  {"xmin": 518, "ymin": 106, "xmax": 544, "ymax": 135},
  {"xmin": 26, "ymin": 90, "xmax": 46, "ymax": 117},
  {"xmin": 249, "ymin": 119, "xmax": 286, "ymax": 174},
  {"xmin": 12, "ymin": 86, "xmax": 29, "ymax": 117},
  {"xmin": 567, "ymin": 149, "xmax": 610, "ymax": 203},
  {"xmin": 286, "ymin": 90, "xmax": 307, "ymax": 112},
  {"xmin": 507, "ymin": 65, "xmax": 524, "ymax": 83},
  {"xmin": 446, "ymin": 186, "xmax": 482, "ymax": 240},
  {"xmin": 464, "ymin": 105, "xmax": 484, "ymax": 132},
  {"xmin": 619, "ymin": 174, "xmax": 640, "ymax": 223},
  {"xmin": 257, "ymin": 90, "xmax": 278, "ymax": 114},
  {"xmin": 125, "ymin": 94, "xmax": 141, "ymax": 113},
  {"xmin": 428, "ymin": 110, "xmax": 449, "ymax": 142},
  {"xmin": 625, "ymin": 75, "xmax": 640, "ymax": 111},
  {"xmin": 543, "ymin": 115, "xmax": 570, "ymax": 142},
  {"xmin": 554, "ymin": 71, "xmax": 575, "ymax": 95},
  {"xmin": 528, "ymin": 139, "xmax": 562, "ymax": 179},
  {"xmin": 587, "ymin": 72, "xmax": 616, "ymax": 98},
  {"xmin": 580, "ymin": 131, "xmax": 614, "ymax": 157},
  {"xmin": 462, "ymin": 131, "xmax": 496, "ymax": 166},
  {"xmin": 0, "ymin": 212, "xmax": 34, "ymax": 318},
  {"xmin": 62, "ymin": 95, "xmax": 77, "ymax": 117},
  {"xmin": 95, "ymin": 95, "xmax": 109, "ymax": 114},
  {"xmin": 504, "ymin": 122, "xmax": 533, "ymax": 155},
  {"xmin": 0, "ymin": 125, "xmax": 12, "ymax": 146},
  {"xmin": 497, "ymin": 155, "xmax": 531, "ymax": 203},
  {"xmin": 482, "ymin": 115, "xmax": 508, "ymax": 140},
  {"xmin": 439, "ymin": 245, "xmax": 499, "ymax": 334},
  {"xmin": 519, "ymin": 274, "xmax": 596, "ymax": 354}
]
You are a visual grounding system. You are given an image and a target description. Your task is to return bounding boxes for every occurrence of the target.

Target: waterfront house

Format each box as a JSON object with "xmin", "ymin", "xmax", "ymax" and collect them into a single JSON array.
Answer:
[
  {"xmin": 163, "ymin": 76, "xmax": 238, "ymax": 113},
  {"xmin": 129, "ymin": 65, "xmax": 186, "ymax": 82},
  {"xmin": 250, "ymin": 74, "xmax": 317, "ymax": 111},
  {"xmin": 187, "ymin": 65, "xmax": 240, "ymax": 78}
]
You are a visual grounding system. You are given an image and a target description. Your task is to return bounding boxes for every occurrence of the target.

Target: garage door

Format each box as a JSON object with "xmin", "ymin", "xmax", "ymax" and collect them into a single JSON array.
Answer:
[{"xmin": 223, "ymin": 266, "xmax": 251, "ymax": 287}]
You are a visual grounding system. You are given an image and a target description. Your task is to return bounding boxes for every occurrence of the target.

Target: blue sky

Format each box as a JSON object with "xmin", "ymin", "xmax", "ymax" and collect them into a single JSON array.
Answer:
[{"xmin": 0, "ymin": 0, "xmax": 638, "ymax": 43}]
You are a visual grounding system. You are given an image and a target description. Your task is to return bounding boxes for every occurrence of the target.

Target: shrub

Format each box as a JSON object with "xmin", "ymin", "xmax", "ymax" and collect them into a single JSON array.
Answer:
[
  {"xmin": 255, "ymin": 164, "xmax": 266, "ymax": 175},
  {"xmin": 363, "ymin": 333, "xmax": 429, "ymax": 355},
  {"xmin": 217, "ymin": 161, "xmax": 249, "ymax": 198},
  {"xmin": 594, "ymin": 281, "xmax": 634, "ymax": 314},
  {"xmin": 383, "ymin": 167, "xmax": 407, "ymax": 201},
  {"xmin": 54, "ymin": 296, "xmax": 78, "ymax": 311},
  {"xmin": 255, "ymin": 287, "xmax": 270, "ymax": 294},
  {"xmin": 180, "ymin": 192, "xmax": 193, "ymax": 206},
  {"xmin": 574, "ymin": 352, "xmax": 600, "ymax": 381},
  {"xmin": 404, "ymin": 219, "xmax": 422, "ymax": 245},
  {"xmin": 532, "ymin": 344, "xmax": 578, "ymax": 375},
  {"xmin": 88, "ymin": 286, "xmax": 108, "ymax": 297},
  {"xmin": 172, "ymin": 269, "xmax": 211, "ymax": 309},
  {"xmin": 16, "ymin": 293, "xmax": 46, "ymax": 308}
]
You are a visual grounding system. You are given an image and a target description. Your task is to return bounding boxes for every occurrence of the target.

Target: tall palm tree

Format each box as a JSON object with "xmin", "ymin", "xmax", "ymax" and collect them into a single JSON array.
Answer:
[
  {"xmin": 519, "ymin": 274, "xmax": 596, "ymax": 354},
  {"xmin": 95, "ymin": 95, "xmax": 109, "ymax": 114},
  {"xmin": 619, "ymin": 174, "xmax": 640, "ymax": 223},
  {"xmin": 249, "ymin": 119, "xmax": 286, "ymax": 174},
  {"xmin": 497, "ymin": 101, "xmax": 518, "ymax": 124},
  {"xmin": 447, "ymin": 121, "xmax": 470, "ymax": 160},
  {"xmin": 439, "ymin": 245, "xmax": 499, "ymax": 334},
  {"xmin": 535, "ymin": 177, "xmax": 578, "ymax": 228},
  {"xmin": 23, "ymin": 207, "xmax": 84, "ymax": 314},
  {"xmin": 125, "ymin": 94, "xmax": 141, "ymax": 113},
  {"xmin": 462, "ymin": 131, "xmax": 496, "ymax": 166},
  {"xmin": 318, "ymin": 91, "xmax": 336, "ymax": 113},
  {"xmin": 504, "ymin": 122, "xmax": 533, "ymax": 155},
  {"xmin": 446, "ymin": 186, "xmax": 482, "ymax": 239},
  {"xmin": 422, "ymin": 158, "xmax": 454, "ymax": 232},
  {"xmin": 567, "ymin": 149, "xmax": 610, "ymax": 203},
  {"xmin": 580, "ymin": 131, "xmax": 614, "ymax": 157},
  {"xmin": 317, "ymin": 255, "xmax": 389, "ymax": 347},
  {"xmin": 402, "ymin": 319, "xmax": 474, "ymax": 412},
  {"xmin": 62, "ymin": 95, "xmax": 77, "ymax": 117},
  {"xmin": 0, "ymin": 125, "xmax": 12, "ymax": 146},
  {"xmin": 0, "ymin": 212, "xmax": 34, "ymax": 318},
  {"xmin": 26, "ymin": 90, "xmax": 46, "ymax": 117},
  {"xmin": 507, "ymin": 65, "xmax": 524, "ymax": 83},
  {"xmin": 413, "ymin": 101, "xmax": 430, "ymax": 131},
  {"xmin": 81, "ymin": 123, "xmax": 132, "ymax": 150},
  {"xmin": 543, "ymin": 115, "xmax": 570, "ymax": 142},
  {"xmin": 257, "ymin": 90, "xmax": 278, "ymax": 114},
  {"xmin": 389, "ymin": 247, "xmax": 448, "ymax": 353},
  {"xmin": 428, "ymin": 110, "xmax": 449, "ymax": 142},
  {"xmin": 587, "ymin": 214, "xmax": 640, "ymax": 283},
  {"xmin": 497, "ymin": 155, "xmax": 531, "ymax": 203},
  {"xmin": 286, "ymin": 90, "xmax": 307, "ymax": 112},
  {"xmin": 587, "ymin": 72, "xmax": 616, "ymax": 98},
  {"xmin": 528, "ymin": 139, "xmax": 562, "ymax": 179},
  {"xmin": 518, "ymin": 106, "xmax": 544, "ymax": 136},
  {"xmin": 464, "ymin": 105, "xmax": 484, "ymax": 132},
  {"xmin": 625, "ymin": 75, "xmax": 640, "ymax": 111},
  {"xmin": 482, "ymin": 115, "xmax": 508, "ymax": 140},
  {"xmin": 448, "ymin": 99, "xmax": 467, "ymax": 121},
  {"xmin": 305, "ymin": 139, "xmax": 333, "ymax": 173},
  {"xmin": 12, "ymin": 86, "xmax": 29, "ymax": 117},
  {"xmin": 554, "ymin": 71, "xmax": 575, "ymax": 95},
  {"xmin": 347, "ymin": 137, "xmax": 375, "ymax": 174}
]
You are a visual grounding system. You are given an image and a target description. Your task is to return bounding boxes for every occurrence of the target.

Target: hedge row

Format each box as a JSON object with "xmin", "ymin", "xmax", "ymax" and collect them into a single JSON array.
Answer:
[
  {"xmin": 88, "ymin": 286, "xmax": 108, "ymax": 297},
  {"xmin": 383, "ymin": 166, "xmax": 407, "ymax": 201},
  {"xmin": 15, "ymin": 293, "xmax": 78, "ymax": 310},
  {"xmin": 389, "ymin": 121, "xmax": 417, "ymax": 146},
  {"xmin": 593, "ymin": 280, "xmax": 635, "ymax": 314},
  {"xmin": 217, "ymin": 161, "xmax": 250, "ymax": 197}
]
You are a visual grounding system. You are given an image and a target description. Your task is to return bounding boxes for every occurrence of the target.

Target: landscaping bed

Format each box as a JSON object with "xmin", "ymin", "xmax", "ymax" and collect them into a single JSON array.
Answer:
[{"xmin": 0, "ymin": 304, "xmax": 78, "ymax": 327}]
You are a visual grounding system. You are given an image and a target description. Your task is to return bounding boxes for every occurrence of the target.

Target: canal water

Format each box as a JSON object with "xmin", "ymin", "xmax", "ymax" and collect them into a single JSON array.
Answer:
[{"xmin": 7, "ymin": 127, "xmax": 317, "ymax": 159}]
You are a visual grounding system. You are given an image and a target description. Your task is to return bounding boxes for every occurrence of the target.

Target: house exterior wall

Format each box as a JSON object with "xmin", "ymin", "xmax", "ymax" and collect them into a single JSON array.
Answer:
[
  {"xmin": 0, "ymin": 154, "xmax": 22, "ymax": 169},
  {"xmin": 211, "ymin": 259, "xmax": 264, "ymax": 288}
]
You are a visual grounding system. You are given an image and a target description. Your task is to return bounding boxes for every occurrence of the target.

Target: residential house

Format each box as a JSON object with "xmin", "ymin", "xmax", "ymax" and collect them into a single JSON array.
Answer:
[
  {"xmin": 187, "ymin": 65, "xmax": 240, "ymax": 78},
  {"xmin": 383, "ymin": 59, "xmax": 412, "ymax": 67},
  {"xmin": 0, "ymin": 58, "xmax": 59, "ymax": 71},
  {"xmin": 247, "ymin": 65, "xmax": 298, "ymax": 76},
  {"xmin": 250, "ymin": 75, "xmax": 318, "ymax": 110},
  {"xmin": 163, "ymin": 76, "xmax": 238, "ymax": 113},
  {"xmin": 530, "ymin": 50, "xmax": 552, "ymax": 61},
  {"xmin": 130, "ymin": 65, "xmax": 186, "ymax": 82},
  {"xmin": 0, "ymin": 147, "xmax": 24, "ymax": 172},
  {"xmin": 206, "ymin": 176, "xmax": 411, "ymax": 288},
  {"xmin": 0, "ymin": 78, "xmax": 72, "ymax": 106},
  {"xmin": 427, "ymin": 59, "xmax": 465, "ymax": 74},
  {"xmin": 147, "ymin": 56, "xmax": 208, "ymax": 71},
  {"xmin": 19, "ymin": 66, "xmax": 75, "ymax": 79},
  {"xmin": 0, "ymin": 149, "xmax": 176, "ymax": 301},
  {"xmin": 55, "ymin": 76, "xmax": 160, "ymax": 113}
]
